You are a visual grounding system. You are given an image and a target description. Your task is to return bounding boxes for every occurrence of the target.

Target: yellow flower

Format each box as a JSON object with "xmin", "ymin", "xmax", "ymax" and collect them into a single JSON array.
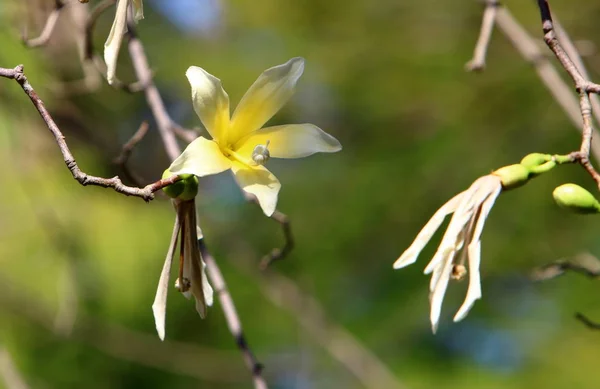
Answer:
[
  {"xmin": 104, "ymin": 0, "xmax": 144, "ymax": 85},
  {"xmin": 167, "ymin": 57, "xmax": 342, "ymax": 216}
]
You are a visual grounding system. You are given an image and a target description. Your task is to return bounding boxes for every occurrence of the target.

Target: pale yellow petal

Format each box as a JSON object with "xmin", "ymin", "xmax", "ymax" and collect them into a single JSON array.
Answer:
[
  {"xmin": 104, "ymin": 0, "xmax": 129, "ymax": 85},
  {"xmin": 429, "ymin": 250, "xmax": 454, "ymax": 334},
  {"xmin": 132, "ymin": 0, "xmax": 144, "ymax": 22},
  {"xmin": 235, "ymin": 123, "xmax": 341, "ymax": 159},
  {"xmin": 152, "ymin": 215, "xmax": 180, "ymax": 341},
  {"xmin": 229, "ymin": 57, "xmax": 305, "ymax": 143},
  {"xmin": 168, "ymin": 136, "xmax": 232, "ymax": 177},
  {"xmin": 186, "ymin": 66, "xmax": 230, "ymax": 141},
  {"xmin": 231, "ymin": 162, "xmax": 281, "ymax": 216}
]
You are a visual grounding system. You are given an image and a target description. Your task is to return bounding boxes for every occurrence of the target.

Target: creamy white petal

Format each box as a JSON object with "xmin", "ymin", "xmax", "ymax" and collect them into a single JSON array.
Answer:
[
  {"xmin": 453, "ymin": 180, "xmax": 501, "ymax": 321},
  {"xmin": 229, "ymin": 57, "xmax": 305, "ymax": 143},
  {"xmin": 423, "ymin": 181, "xmax": 483, "ymax": 274},
  {"xmin": 132, "ymin": 0, "xmax": 144, "ymax": 22},
  {"xmin": 429, "ymin": 251, "xmax": 455, "ymax": 334},
  {"xmin": 168, "ymin": 136, "xmax": 232, "ymax": 177},
  {"xmin": 235, "ymin": 123, "xmax": 341, "ymax": 159},
  {"xmin": 104, "ymin": 0, "xmax": 129, "ymax": 85},
  {"xmin": 231, "ymin": 162, "xmax": 281, "ymax": 216},
  {"xmin": 186, "ymin": 67, "xmax": 230, "ymax": 141},
  {"xmin": 152, "ymin": 215, "xmax": 180, "ymax": 341},
  {"xmin": 394, "ymin": 192, "xmax": 464, "ymax": 270},
  {"xmin": 453, "ymin": 242, "xmax": 482, "ymax": 322}
]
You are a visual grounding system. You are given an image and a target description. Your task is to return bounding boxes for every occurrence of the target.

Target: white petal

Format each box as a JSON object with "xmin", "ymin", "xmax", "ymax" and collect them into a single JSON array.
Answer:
[
  {"xmin": 429, "ymin": 250, "xmax": 455, "ymax": 334},
  {"xmin": 168, "ymin": 136, "xmax": 232, "ymax": 177},
  {"xmin": 394, "ymin": 192, "xmax": 464, "ymax": 269},
  {"xmin": 103, "ymin": 0, "xmax": 129, "ymax": 85},
  {"xmin": 152, "ymin": 215, "xmax": 180, "ymax": 341},
  {"xmin": 235, "ymin": 123, "xmax": 341, "ymax": 159},
  {"xmin": 186, "ymin": 67, "xmax": 230, "ymax": 141},
  {"xmin": 453, "ymin": 241, "xmax": 482, "ymax": 322},
  {"xmin": 453, "ymin": 179, "xmax": 501, "ymax": 321},
  {"xmin": 229, "ymin": 57, "xmax": 305, "ymax": 143},
  {"xmin": 231, "ymin": 162, "xmax": 281, "ymax": 216},
  {"xmin": 423, "ymin": 181, "xmax": 484, "ymax": 274}
]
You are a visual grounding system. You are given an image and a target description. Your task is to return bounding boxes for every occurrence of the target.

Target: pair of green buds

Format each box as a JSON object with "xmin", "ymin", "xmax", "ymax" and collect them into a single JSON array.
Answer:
[{"xmin": 493, "ymin": 153, "xmax": 600, "ymax": 214}]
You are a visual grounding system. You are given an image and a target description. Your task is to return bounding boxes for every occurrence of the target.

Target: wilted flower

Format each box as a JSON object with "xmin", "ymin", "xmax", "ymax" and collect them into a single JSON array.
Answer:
[
  {"xmin": 152, "ymin": 174, "xmax": 213, "ymax": 341},
  {"xmin": 104, "ymin": 0, "xmax": 143, "ymax": 85},
  {"xmin": 393, "ymin": 174, "xmax": 502, "ymax": 333},
  {"xmin": 166, "ymin": 57, "xmax": 342, "ymax": 216}
]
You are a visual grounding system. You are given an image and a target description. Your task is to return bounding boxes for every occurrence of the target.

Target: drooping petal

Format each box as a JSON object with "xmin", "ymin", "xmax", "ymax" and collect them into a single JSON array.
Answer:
[
  {"xmin": 168, "ymin": 136, "xmax": 232, "ymax": 177},
  {"xmin": 453, "ymin": 178, "xmax": 501, "ymax": 322},
  {"xmin": 235, "ymin": 123, "xmax": 342, "ymax": 159},
  {"xmin": 429, "ymin": 250, "xmax": 455, "ymax": 333},
  {"xmin": 178, "ymin": 200, "xmax": 209, "ymax": 318},
  {"xmin": 229, "ymin": 57, "xmax": 305, "ymax": 143},
  {"xmin": 423, "ymin": 180, "xmax": 484, "ymax": 275},
  {"xmin": 231, "ymin": 161, "xmax": 281, "ymax": 216},
  {"xmin": 394, "ymin": 192, "xmax": 465, "ymax": 270},
  {"xmin": 453, "ymin": 241, "xmax": 481, "ymax": 322},
  {"xmin": 132, "ymin": 0, "xmax": 144, "ymax": 22},
  {"xmin": 104, "ymin": 0, "xmax": 129, "ymax": 85},
  {"xmin": 186, "ymin": 67, "xmax": 230, "ymax": 141},
  {"xmin": 152, "ymin": 214, "xmax": 181, "ymax": 341}
]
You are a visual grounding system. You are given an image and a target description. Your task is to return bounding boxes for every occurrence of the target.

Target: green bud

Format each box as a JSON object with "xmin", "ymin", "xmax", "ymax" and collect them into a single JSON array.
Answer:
[
  {"xmin": 161, "ymin": 170, "xmax": 198, "ymax": 200},
  {"xmin": 492, "ymin": 164, "xmax": 530, "ymax": 190},
  {"xmin": 553, "ymin": 184, "xmax": 600, "ymax": 214},
  {"xmin": 520, "ymin": 153, "xmax": 556, "ymax": 175}
]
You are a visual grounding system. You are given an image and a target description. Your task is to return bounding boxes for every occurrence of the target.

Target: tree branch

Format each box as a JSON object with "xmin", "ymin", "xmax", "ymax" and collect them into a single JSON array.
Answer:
[
  {"xmin": 465, "ymin": 0, "xmax": 499, "ymax": 71},
  {"xmin": 22, "ymin": 0, "xmax": 66, "ymax": 48},
  {"xmin": 0, "ymin": 65, "xmax": 181, "ymax": 201}
]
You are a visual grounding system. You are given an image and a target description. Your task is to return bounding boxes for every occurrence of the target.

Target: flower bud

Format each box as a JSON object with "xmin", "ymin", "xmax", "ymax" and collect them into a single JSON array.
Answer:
[
  {"xmin": 553, "ymin": 183, "xmax": 600, "ymax": 214},
  {"xmin": 161, "ymin": 170, "xmax": 198, "ymax": 201},
  {"xmin": 520, "ymin": 153, "xmax": 556, "ymax": 175},
  {"xmin": 492, "ymin": 164, "xmax": 530, "ymax": 190}
]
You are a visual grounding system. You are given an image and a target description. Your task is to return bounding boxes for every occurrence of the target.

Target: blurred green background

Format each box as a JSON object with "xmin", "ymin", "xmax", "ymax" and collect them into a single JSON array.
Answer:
[{"xmin": 1, "ymin": 0, "xmax": 600, "ymax": 388}]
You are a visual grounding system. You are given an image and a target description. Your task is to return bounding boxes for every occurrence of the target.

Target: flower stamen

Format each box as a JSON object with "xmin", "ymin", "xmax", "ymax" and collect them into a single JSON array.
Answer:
[{"xmin": 252, "ymin": 140, "xmax": 271, "ymax": 166}]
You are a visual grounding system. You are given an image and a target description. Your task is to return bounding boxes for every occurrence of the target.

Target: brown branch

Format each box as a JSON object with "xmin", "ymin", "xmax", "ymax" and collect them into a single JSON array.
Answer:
[
  {"xmin": 199, "ymin": 240, "xmax": 267, "ymax": 389},
  {"xmin": 22, "ymin": 0, "xmax": 66, "ymax": 48},
  {"xmin": 260, "ymin": 210, "xmax": 294, "ymax": 270},
  {"xmin": 465, "ymin": 0, "xmax": 499, "ymax": 71},
  {"xmin": 534, "ymin": 0, "xmax": 600, "ymax": 190},
  {"xmin": 0, "ymin": 65, "xmax": 182, "ymax": 201},
  {"xmin": 114, "ymin": 120, "xmax": 149, "ymax": 185}
]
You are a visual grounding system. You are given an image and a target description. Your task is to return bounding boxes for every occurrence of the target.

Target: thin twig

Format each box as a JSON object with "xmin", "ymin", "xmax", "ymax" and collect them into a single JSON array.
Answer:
[
  {"xmin": 22, "ymin": 0, "xmax": 66, "ymax": 48},
  {"xmin": 199, "ymin": 240, "xmax": 267, "ymax": 389},
  {"xmin": 534, "ymin": 0, "xmax": 600, "ymax": 190},
  {"xmin": 243, "ymin": 193, "xmax": 295, "ymax": 269},
  {"xmin": 531, "ymin": 252, "xmax": 600, "ymax": 281},
  {"xmin": 575, "ymin": 312, "xmax": 600, "ymax": 330},
  {"xmin": 0, "ymin": 65, "xmax": 181, "ymax": 201},
  {"xmin": 465, "ymin": 0, "xmax": 499, "ymax": 71},
  {"xmin": 114, "ymin": 120, "xmax": 149, "ymax": 185},
  {"xmin": 126, "ymin": 20, "xmax": 181, "ymax": 161}
]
